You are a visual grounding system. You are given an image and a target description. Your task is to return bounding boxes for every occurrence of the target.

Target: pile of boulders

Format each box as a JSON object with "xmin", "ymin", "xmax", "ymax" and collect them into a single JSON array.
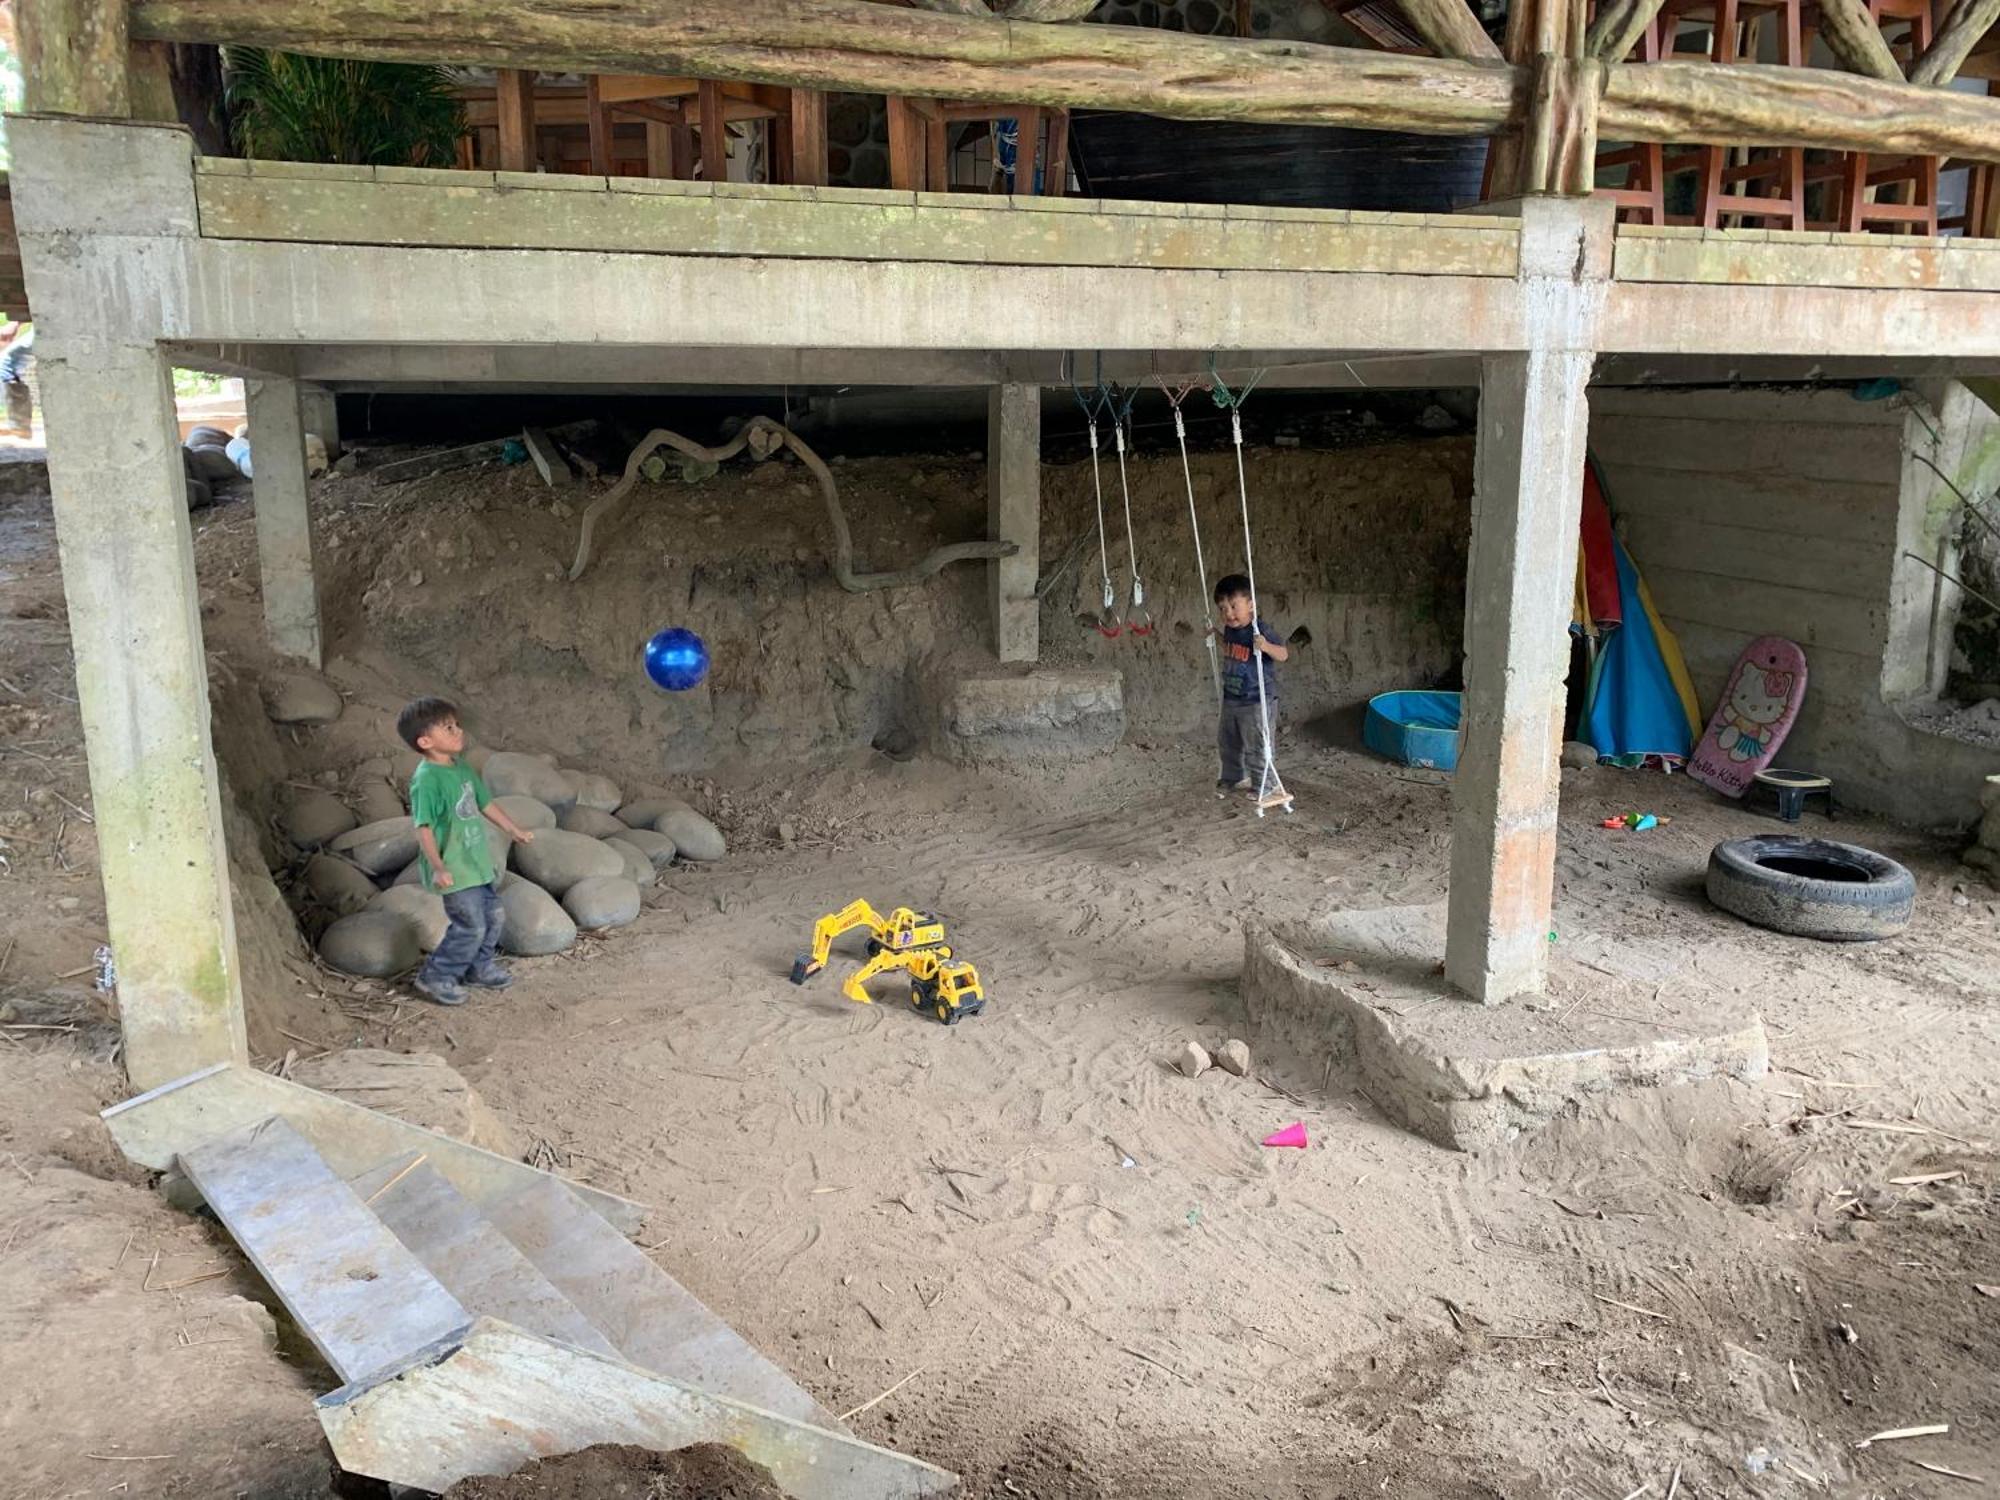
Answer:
[{"xmin": 282, "ymin": 746, "xmax": 727, "ymax": 979}]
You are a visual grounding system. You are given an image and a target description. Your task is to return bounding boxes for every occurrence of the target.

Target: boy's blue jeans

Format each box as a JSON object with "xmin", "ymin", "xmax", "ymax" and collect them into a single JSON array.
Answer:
[{"xmin": 419, "ymin": 882, "xmax": 503, "ymax": 986}]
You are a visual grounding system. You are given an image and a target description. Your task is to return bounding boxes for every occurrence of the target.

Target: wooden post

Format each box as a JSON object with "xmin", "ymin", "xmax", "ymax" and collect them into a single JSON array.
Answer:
[
  {"xmin": 1816, "ymin": 0, "xmax": 1907, "ymax": 80},
  {"xmin": 18, "ymin": 0, "xmax": 131, "ymax": 115},
  {"xmin": 1913, "ymin": 0, "xmax": 2000, "ymax": 85},
  {"xmin": 644, "ymin": 120, "xmax": 675, "ymax": 178},
  {"xmin": 925, "ymin": 110, "xmax": 951, "ymax": 192},
  {"xmin": 1396, "ymin": 0, "xmax": 1506, "ymax": 60},
  {"xmin": 697, "ymin": 78, "xmax": 728, "ymax": 181},
  {"xmin": 496, "ymin": 68, "xmax": 537, "ymax": 172},
  {"xmin": 888, "ymin": 95, "xmax": 925, "ymax": 190},
  {"xmin": 1014, "ymin": 105, "xmax": 1041, "ymax": 195},
  {"xmin": 1585, "ymin": 0, "xmax": 1669, "ymax": 60},
  {"xmin": 1044, "ymin": 108, "xmax": 1071, "ymax": 196},
  {"xmin": 1523, "ymin": 54, "xmax": 1603, "ymax": 195},
  {"xmin": 585, "ymin": 73, "xmax": 613, "ymax": 175},
  {"xmin": 790, "ymin": 88, "xmax": 829, "ymax": 186}
]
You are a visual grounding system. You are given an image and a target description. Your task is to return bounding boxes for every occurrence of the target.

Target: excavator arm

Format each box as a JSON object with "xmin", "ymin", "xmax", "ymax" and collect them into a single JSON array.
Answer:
[{"xmin": 789, "ymin": 899, "xmax": 890, "ymax": 985}]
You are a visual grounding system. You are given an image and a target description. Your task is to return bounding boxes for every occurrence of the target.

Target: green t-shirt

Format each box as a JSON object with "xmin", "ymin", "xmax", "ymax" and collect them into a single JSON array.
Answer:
[{"xmin": 408, "ymin": 758, "xmax": 496, "ymax": 893}]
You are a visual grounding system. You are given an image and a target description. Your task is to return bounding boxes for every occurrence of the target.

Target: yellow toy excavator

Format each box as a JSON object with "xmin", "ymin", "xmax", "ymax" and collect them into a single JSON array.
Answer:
[{"xmin": 789, "ymin": 899, "xmax": 988, "ymax": 1025}]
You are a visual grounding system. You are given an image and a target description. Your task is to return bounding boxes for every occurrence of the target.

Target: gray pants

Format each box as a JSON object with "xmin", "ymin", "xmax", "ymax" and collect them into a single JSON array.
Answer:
[{"xmin": 1218, "ymin": 699, "xmax": 1279, "ymax": 785}]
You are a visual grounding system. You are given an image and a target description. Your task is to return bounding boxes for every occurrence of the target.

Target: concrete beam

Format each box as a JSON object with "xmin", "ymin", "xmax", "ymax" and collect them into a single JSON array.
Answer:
[
  {"xmin": 191, "ymin": 159, "xmax": 1519, "ymax": 281},
  {"xmin": 247, "ymin": 375, "xmax": 324, "ymax": 668},
  {"xmin": 39, "ymin": 339, "xmax": 248, "ymax": 1084},
  {"xmin": 987, "ymin": 384, "xmax": 1040, "ymax": 664},
  {"xmin": 1445, "ymin": 199, "xmax": 1609, "ymax": 1005}
]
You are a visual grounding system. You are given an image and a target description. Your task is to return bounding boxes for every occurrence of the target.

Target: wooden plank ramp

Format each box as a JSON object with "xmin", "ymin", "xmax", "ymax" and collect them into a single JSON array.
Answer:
[
  {"xmin": 178, "ymin": 1116, "xmax": 471, "ymax": 1385},
  {"xmin": 318, "ymin": 1318, "xmax": 958, "ymax": 1499},
  {"xmin": 349, "ymin": 1153, "xmax": 621, "ymax": 1362}
]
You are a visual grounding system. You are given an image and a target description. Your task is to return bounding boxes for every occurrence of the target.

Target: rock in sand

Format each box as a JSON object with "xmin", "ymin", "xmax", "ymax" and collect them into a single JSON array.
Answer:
[
  {"xmin": 305, "ymin": 853, "xmax": 381, "ymax": 917},
  {"xmin": 601, "ymin": 836, "xmax": 657, "ymax": 889},
  {"xmin": 1216, "ymin": 1039, "xmax": 1252, "ymax": 1077},
  {"xmin": 569, "ymin": 772, "xmax": 623, "ymax": 812},
  {"xmin": 1560, "ymin": 740, "xmax": 1599, "ymax": 770},
  {"xmin": 559, "ymin": 804, "xmax": 627, "ymax": 839},
  {"xmin": 283, "ymin": 787, "xmax": 359, "ymax": 849},
  {"xmin": 367, "ymin": 884, "xmax": 449, "ymax": 951},
  {"xmin": 292, "ymin": 1049, "xmax": 514, "ymax": 1154},
  {"xmin": 614, "ymin": 797, "xmax": 678, "ymax": 829},
  {"xmin": 262, "ymin": 670, "xmax": 344, "ymax": 725},
  {"xmin": 1175, "ymin": 1041, "xmax": 1211, "ymax": 1079},
  {"xmin": 463, "ymin": 744, "xmax": 495, "ymax": 772},
  {"xmin": 492, "ymin": 794, "xmax": 557, "ymax": 831},
  {"xmin": 563, "ymin": 875, "xmax": 642, "ymax": 931},
  {"xmin": 650, "ymin": 800, "xmax": 727, "ymax": 862},
  {"xmin": 512, "ymin": 828, "xmax": 625, "ymax": 896},
  {"xmin": 349, "ymin": 776, "xmax": 406, "ymax": 825},
  {"xmin": 319, "ymin": 910, "xmax": 421, "ymax": 976},
  {"xmin": 498, "ymin": 878, "xmax": 576, "ymax": 956},
  {"xmin": 330, "ymin": 816, "xmax": 421, "ymax": 876},
  {"xmin": 482, "ymin": 752, "xmax": 576, "ymax": 812},
  {"xmin": 616, "ymin": 827, "xmax": 678, "ymax": 868}
]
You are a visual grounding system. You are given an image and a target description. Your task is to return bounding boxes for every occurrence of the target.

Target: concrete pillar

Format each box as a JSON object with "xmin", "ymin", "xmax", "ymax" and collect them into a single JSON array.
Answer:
[
  {"xmin": 248, "ymin": 375, "xmax": 324, "ymax": 668},
  {"xmin": 299, "ymin": 382, "xmax": 340, "ymax": 460},
  {"xmin": 1444, "ymin": 198, "xmax": 1610, "ymax": 1005},
  {"xmin": 40, "ymin": 340, "xmax": 248, "ymax": 1086},
  {"xmin": 987, "ymin": 383, "xmax": 1041, "ymax": 663}
]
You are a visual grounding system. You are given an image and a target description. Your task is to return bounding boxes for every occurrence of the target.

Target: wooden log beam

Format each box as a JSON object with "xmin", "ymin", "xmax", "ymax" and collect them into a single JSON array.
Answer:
[
  {"xmin": 1811, "ymin": 0, "xmax": 1906, "ymax": 81},
  {"xmin": 130, "ymin": 0, "xmax": 1523, "ymax": 136},
  {"xmin": 1600, "ymin": 60, "xmax": 2000, "ymax": 157},
  {"xmin": 1911, "ymin": 0, "xmax": 2000, "ymax": 86},
  {"xmin": 1583, "ymin": 0, "xmax": 1667, "ymax": 61},
  {"xmin": 126, "ymin": 0, "xmax": 2000, "ymax": 161},
  {"xmin": 18, "ymin": 0, "xmax": 130, "ymax": 114},
  {"xmin": 1393, "ymin": 0, "xmax": 1504, "ymax": 61}
]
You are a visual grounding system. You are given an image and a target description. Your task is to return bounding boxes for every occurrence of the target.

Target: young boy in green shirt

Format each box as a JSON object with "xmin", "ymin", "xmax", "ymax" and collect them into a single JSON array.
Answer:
[{"xmin": 398, "ymin": 697, "xmax": 537, "ymax": 1007}]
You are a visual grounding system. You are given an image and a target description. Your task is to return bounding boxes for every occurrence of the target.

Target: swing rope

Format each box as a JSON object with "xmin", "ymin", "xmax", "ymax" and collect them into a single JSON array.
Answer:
[
  {"xmin": 1210, "ymin": 360, "xmax": 1290, "ymax": 814},
  {"xmin": 1107, "ymin": 384, "xmax": 1152, "ymax": 635},
  {"xmin": 1159, "ymin": 377, "xmax": 1220, "ymax": 702},
  {"xmin": 1066, "ymin": 353, "xmax": 1120, "ymax": 636}
]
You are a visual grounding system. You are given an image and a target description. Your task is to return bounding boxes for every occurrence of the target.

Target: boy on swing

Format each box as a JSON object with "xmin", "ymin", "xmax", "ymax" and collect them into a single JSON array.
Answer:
[{"xmin": 1213, "ymin": 574, "xmax": 1288, "ymax": 797}]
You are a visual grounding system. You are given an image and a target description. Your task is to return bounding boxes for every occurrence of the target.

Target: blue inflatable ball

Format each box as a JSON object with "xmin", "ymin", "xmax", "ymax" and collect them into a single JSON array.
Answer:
[{"xmin": 643, "ymin": 627, "xmax": 709, "ymax": 692}]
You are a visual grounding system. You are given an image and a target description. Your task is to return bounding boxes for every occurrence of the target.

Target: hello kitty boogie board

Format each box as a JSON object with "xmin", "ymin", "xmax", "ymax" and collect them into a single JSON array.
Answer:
[{"xmin": 1687, "ymin": 635, "xmax": 1807, "ymax": 798}]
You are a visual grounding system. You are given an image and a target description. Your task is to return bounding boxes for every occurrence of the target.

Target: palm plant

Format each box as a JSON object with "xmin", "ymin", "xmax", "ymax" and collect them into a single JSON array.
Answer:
[{"xmin": 224, "ymin": 50, "xmax": 465, "ymax": 167}]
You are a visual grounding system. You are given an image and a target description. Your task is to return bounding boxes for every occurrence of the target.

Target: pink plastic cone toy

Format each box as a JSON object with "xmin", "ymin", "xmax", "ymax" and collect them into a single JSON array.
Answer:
[{"xmin": 1261, "ymin": 1121, "xmax": 1309, "ymax": 1149}]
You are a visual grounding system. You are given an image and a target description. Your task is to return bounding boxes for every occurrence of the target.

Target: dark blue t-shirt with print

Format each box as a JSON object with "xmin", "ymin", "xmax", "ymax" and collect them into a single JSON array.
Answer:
[{"xmin": 1220, "ymin": 619, "xmax": 1280, "ymax": 702}]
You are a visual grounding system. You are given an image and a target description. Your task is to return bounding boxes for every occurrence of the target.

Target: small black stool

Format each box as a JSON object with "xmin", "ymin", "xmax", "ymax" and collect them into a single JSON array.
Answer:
[{"xmin": 1752, "ymin": 768, "xmax": 1835, "ymax": 822}]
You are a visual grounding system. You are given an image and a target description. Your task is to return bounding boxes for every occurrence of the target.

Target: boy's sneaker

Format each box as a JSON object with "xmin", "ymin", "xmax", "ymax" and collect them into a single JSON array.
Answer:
[
  {"xmin": 465, "ymin": 963, "xmax": 514, "ymax": 991},
  {"xmin": 1216, "ymin": 778, "xmax": 1236, "ymax": 799},
  {"xmin": 412, "ymin": 973, "xmax": 468, "ymax": 1007}
]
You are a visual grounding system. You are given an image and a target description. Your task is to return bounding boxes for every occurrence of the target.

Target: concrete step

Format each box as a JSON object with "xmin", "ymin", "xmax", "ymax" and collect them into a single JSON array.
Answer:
[
  {"xmin": 178, "ymin": 1116, "xmax": 470, "ymax": 1385},
  {"xmin": 482, "ymin": 1174, "xmax": 839, "ymax": 1429},
  {"xmin": 349, "ymin": 1152, "xmax": 622, "ymax": 1362}
]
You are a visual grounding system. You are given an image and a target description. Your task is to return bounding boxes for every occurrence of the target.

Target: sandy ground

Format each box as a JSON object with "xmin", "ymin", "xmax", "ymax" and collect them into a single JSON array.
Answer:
[{"xmin": 2, "ymin": 453, "xmax": 1998, "ymax": 1500}]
